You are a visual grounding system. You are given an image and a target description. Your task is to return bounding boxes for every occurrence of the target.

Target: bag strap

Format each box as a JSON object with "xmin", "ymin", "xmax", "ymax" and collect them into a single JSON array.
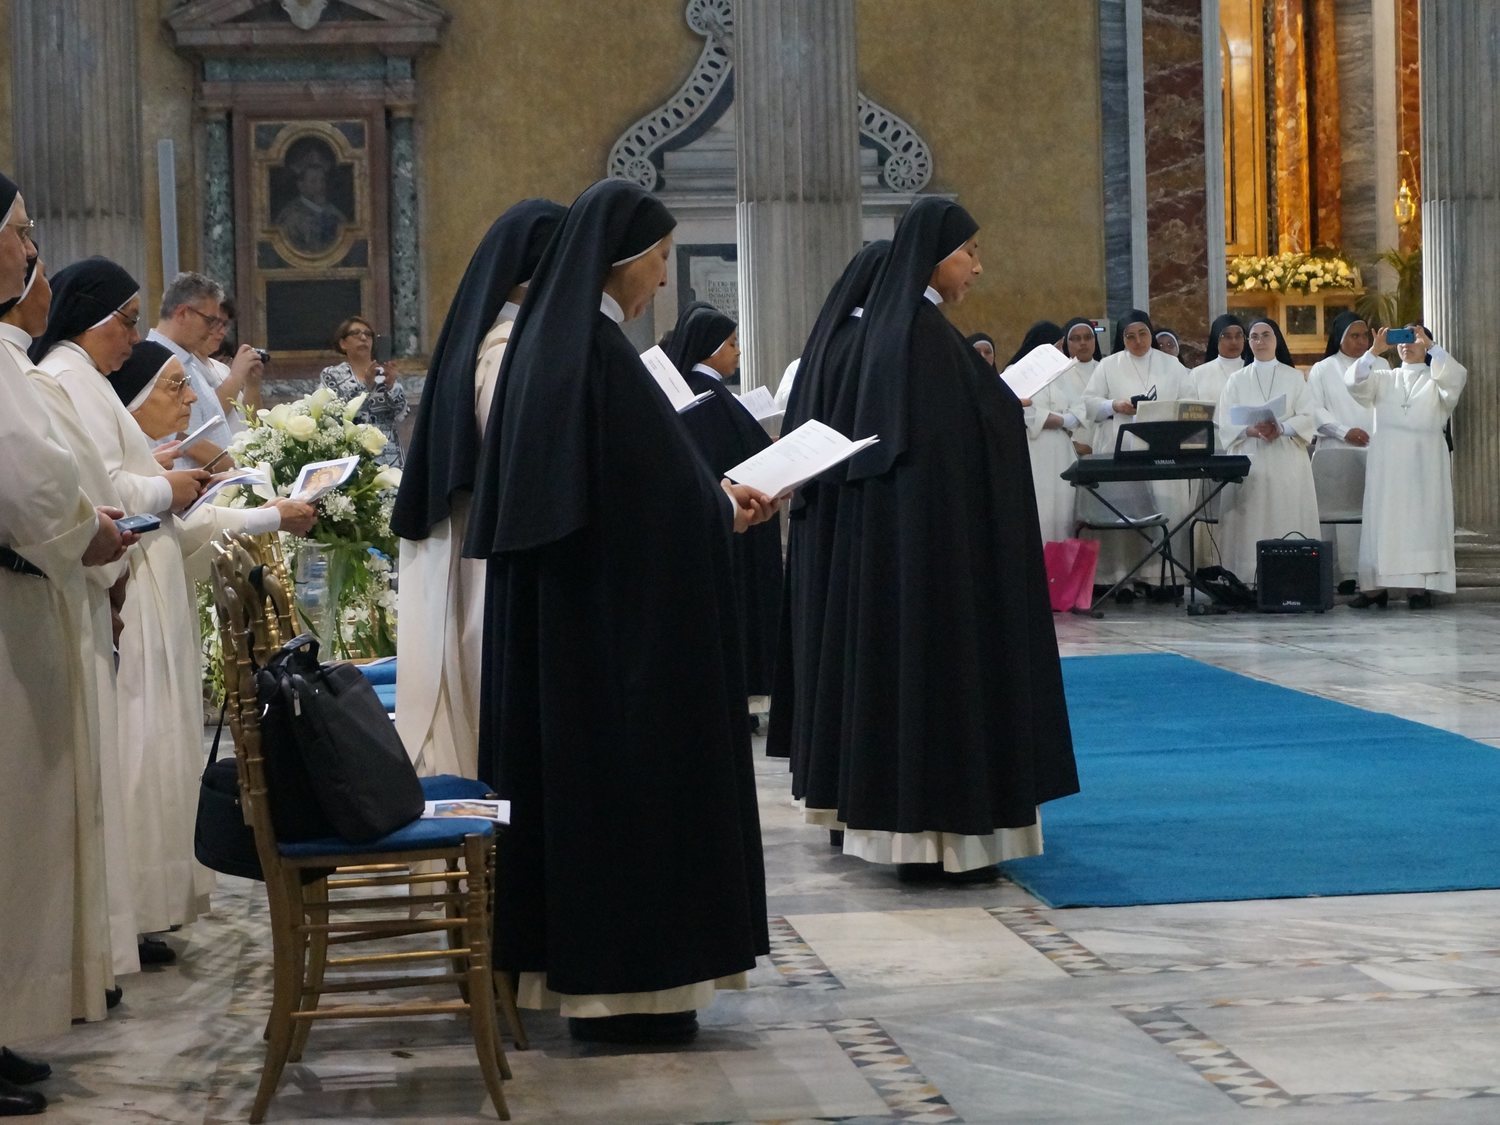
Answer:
[{"xmin": 205, "ymin": 698, "xmax": 230, "ymax": 771}]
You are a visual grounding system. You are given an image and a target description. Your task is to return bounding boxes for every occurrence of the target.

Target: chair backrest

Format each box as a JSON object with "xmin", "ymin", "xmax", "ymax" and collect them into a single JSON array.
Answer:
[
  {"xmin": 1311, "ymin": 444, "xmax": 1366, "ymax": 523},
  {"xmin": 1075, "ymin": 478, "xmax": 1167, "ymax": 528},
  {"xmin": 209, "ymin": 532, "xmax": 295, "ymax": 883}
]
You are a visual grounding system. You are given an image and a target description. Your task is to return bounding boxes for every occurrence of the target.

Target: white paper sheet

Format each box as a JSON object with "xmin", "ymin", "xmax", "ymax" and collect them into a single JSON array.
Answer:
[
  {"xmin": 1227, "ymin": 393, "xmax": 1286, "ymax": 428},
  {"xmin": 640, "ymin": 345, "xmax": 714, "ymax": 413},
  {"xmin": 736, "ymin": 386, "xmax": 784, "ymax": 436},
  {"xmin": 999, "ymin": 343, "xmax": 1075, "ymax": 401},
  {"xmin": 178, "ymin": 415, "xmax": 226, "ymax": 449},
  {"xmin": 724, "ymin": 419, "xmax": 879, "ymax": 497},
  {"xmin": 182, "ymin": 465, "xmax": 272, "ymax": 518}
]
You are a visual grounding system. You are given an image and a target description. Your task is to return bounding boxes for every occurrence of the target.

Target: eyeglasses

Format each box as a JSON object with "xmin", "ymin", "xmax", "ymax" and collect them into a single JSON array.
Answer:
[
  {"xmin": 6, "ymin": 219, "xmax": 36, "ymax": 246},
  {"xmin": 163, "ymin": 376, "xmax": 189, "ymax": 394},
  {"xmin": 343, "ymin": 328, "xmax": 374, "ymax": 340},
  {"xmin": 112, "ymin": 308, "xmax": 140, "ymax": 329},
  {"xmin": 184, "ymin": 306, "xmax": 229, "ymax": 331}
]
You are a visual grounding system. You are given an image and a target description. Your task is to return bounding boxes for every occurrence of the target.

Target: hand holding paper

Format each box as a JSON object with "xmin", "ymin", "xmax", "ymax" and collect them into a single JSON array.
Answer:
[{"xmin": 724, "ymin": 419, "xmax": 879, "ymax": 498}]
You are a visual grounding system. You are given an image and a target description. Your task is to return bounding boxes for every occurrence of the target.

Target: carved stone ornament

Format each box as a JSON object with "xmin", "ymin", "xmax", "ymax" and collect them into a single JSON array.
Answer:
[
  {"xmin": 280, "ymin": 0, "xmax": 329, "ymax": 30},
  {"xmin": 608, "ymin": 0, "xmax": 933, "ymax": 195}
]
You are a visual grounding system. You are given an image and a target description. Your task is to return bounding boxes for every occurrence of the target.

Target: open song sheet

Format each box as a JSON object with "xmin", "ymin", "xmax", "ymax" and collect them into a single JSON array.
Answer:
[
  {"xmin": 639, "ymin": 345, "xmax": 714, "ymax": 413},
  {"xmin": 725, "ymin": 419, "xmax": 878, "ymax": 497}
]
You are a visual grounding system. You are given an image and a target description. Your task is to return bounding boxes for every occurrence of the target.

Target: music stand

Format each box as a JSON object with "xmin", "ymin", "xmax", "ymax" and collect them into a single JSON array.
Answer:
[{"xmin": 1113, "ymin": 419, "xmax": 1215, "ymax": 459}]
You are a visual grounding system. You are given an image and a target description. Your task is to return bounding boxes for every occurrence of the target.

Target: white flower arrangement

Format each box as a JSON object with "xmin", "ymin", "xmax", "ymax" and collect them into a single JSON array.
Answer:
[{"xmin": 1227, "ymin": 251, "xmax": 1359, "ymax": 294}]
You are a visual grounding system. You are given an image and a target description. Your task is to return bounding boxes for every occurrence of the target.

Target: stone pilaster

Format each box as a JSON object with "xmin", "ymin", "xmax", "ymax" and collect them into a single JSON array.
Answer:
[
  {"xmin": 202, "ymin": 110, "xmax": 235, "ymax": 290},
  {"xmin": 11, "ymin": 0, "xmax": 146, "ymax": 283},
  {"xmin": 1421, "ymin": 1, "xmax": 1500, "ymax": 535},
  {"xmin": 732, "ymin": 0, "xmax": 861, "ymax": 394},
  {"xmin": 388, "ymin": 108, "xmax": 421, "ymax": 359}
]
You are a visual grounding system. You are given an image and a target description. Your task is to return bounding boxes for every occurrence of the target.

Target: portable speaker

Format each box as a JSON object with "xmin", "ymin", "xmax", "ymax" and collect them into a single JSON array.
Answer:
[{"xmin": 1256, "ymin": 538, "xmax": 1334, "ymax": 613}]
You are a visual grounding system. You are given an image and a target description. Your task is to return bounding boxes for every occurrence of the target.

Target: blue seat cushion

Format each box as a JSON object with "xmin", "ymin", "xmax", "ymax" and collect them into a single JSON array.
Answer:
[
  {"xmin": 373, "ymin": 684, "xmax": 396, "ymax": 712},
  {"xmin": 356, "ymin": 657, "xmax": 398, "ymax": 686},
  {"xmin": 420, "ymin": 775, "xmax": 495, "ymax": 801},
  {"xmin": 278, "ymin": 815, "xmax": 494, "ymax": 859}
]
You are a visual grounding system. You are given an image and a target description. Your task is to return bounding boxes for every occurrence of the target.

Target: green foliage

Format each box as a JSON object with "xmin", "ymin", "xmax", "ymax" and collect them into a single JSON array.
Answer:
[{"xmin": 1355, "ymin": 247, "xmax": 1423, "ymax": 330}]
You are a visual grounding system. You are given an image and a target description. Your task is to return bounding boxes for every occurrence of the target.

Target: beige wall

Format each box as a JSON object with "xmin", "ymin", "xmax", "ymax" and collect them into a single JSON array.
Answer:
[
  {"xmin": 417, "ymin": 1, "xmax": 702, "ymax": 338},
  {"xmin": 857, "ymin": 0, "xmax": 1106, "ymax": 355},
  {"xmin": 23, "ymin": 1, "xmax": 1104, "ymax": 361}
]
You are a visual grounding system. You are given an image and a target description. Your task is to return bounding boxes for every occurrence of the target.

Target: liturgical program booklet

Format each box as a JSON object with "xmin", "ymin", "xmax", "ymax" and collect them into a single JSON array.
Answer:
[
  {"xmin": 1227, "ymin": 394, "xmax": 1286, "ymax": 428},
  {"xmin": 736, "ymin": 385, "xmax": 785, "ymax": 436},
  {"xmin": 1000, "ymin": 343, "xmax": 1076, "ymax": 401},
  {"xmin": 725, "ymin": 419, "xmax": 879, "ymax": 497},
  {"xmin": 639, "ymin": 345, "xmax": 715, "ymax": 413}
]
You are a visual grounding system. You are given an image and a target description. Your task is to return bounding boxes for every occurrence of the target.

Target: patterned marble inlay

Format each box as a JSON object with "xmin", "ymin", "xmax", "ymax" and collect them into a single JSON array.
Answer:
[
  {"xmin": 1121, "ymin": 988, "xmax": 1500, "ymax": 1109},
  {"xmin": 767, "ymin": 915, "xmax": 844, "ymax": 990}
]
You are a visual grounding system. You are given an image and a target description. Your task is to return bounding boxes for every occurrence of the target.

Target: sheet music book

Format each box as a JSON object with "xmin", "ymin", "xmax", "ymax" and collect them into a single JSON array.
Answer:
[
  {"xmin": 736, "ymin": 385, "xmax": 785, "ymax": 437},
  {"xmin": 724, "ymin": 419, "xmax": 878, "ymax": 497},
  {"xmin": 639, "ymin": 345, "xmax": 714, "ymax": 413},
  {"xmin": 1227, "ymin": 394, "xmax": 1286, "ymax": 428},
  {"xmin": 1000, "ymin": 343, "xmax": 1074, "ymax": 401},
  {"xmin": 182, "ymin": 465, "xmax": 272, "ymax": 518}
]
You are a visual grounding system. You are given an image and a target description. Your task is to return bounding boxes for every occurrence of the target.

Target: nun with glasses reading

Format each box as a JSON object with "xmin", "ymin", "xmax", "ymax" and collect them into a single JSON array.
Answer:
[
  {"xmin": 796, "ymin": 196, "xmax": 1077, "ymax": 885},
  {"xmin": 1213, "ymin": 316, "xmax": 1320, "ymax": 586},
  {"xmin": 463, "ymin": 178, "xmax": 776, "ymax": 1044},
  {"xmin": 390, "ymin": 199, "xmax": 564, "ymax": 778},
  {"xmin": 664, "ymin": 302, "xmax": 782, "ymax": 705}
]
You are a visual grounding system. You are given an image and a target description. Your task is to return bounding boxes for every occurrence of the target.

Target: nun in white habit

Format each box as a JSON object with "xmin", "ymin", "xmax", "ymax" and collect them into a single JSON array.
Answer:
[
  {"xmin": 390, "ymin": 199, "xmax": 564, "ymax": 777},
  {"xmin": 1345, "ymin": 324, "xmax": 1466, "ymax": 606},
  {"xmin": 36, "ymin": 267, "xmax": 313, "ymax": 936},
  {"xmin": 1213, "ymin": 317, "xmax": 1321, "ymax": 584},
  {"xmin": 1306, "ymin": 311, "xmax": 1385, "ymax": 586},
  {"xmin": 1082, "ymin": 309, "xmax": 1195, "ymax": 588},
  {"xmin": 1024, "ymin": 317, "xmax": 1097, "ymax": 542}
]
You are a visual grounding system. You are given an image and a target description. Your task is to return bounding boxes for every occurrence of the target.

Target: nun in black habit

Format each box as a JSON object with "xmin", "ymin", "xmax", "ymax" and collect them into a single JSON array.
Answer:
[
  {"xmin": 463, "ymin": 178, "xmax": 774, "ymax": 1043},
  {"xmin": 764, "ymin": 240, "xmax": 888, "ymax": 798},
  {"xmin": 664, "ymin": 303, "xmax": 782, "ymax": 698},
  {"xmin": 390, "ymin": 199, "xmax": 564, "ymax": 778},
  {"xmin": 804, "ymin": 197, "xmax": 1078, "ymax": 882}
]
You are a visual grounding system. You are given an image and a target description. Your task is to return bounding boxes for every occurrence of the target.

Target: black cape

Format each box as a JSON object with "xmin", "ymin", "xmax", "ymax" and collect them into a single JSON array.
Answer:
[
  {"xmin": 765, "ymin": 242, "xmax": 889, "ymax": 778},
  {"xmin": 392, "ymin": 198, "xmax": 564, "ymax": 541},
  {"xmin": 666, "ymin": 305, "xmax": 782, "ymax": 695},
  {"xmin": 797, "ymin": 200, "xmax": 1079, "ymax": 834},
  {"xmin": 464, "ymin": 179, "xmax": 767, "ymax": 995}
]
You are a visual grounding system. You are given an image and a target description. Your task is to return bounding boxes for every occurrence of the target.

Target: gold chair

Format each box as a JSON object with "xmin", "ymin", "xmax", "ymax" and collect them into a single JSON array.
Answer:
[{"xmin": 210, "ymin": 533, "xmax": 511, "ymax": 1122}]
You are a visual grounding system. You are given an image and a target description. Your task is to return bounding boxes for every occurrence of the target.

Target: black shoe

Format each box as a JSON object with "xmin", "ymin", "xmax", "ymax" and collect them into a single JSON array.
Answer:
[
  {"xmin": 0, "ymin": 1051, "xmax": 48, "ymax": 1086},
  {"xmin": 138, "ymin": 936, "xmax": 176, "ymax": 965},
  {"xmin": 1337, "ymin": 579, "xmax": 1357, "ymax": 596},
  {"xmin": 897, "ymin": 862, "xmax": 1000, "ymax": 885},
  {"xmin": 1348, "ymin": 590, "xmax": 1388, "ymax": 609},
  {"xmin": 105, "ymin": 986, "xmax": 122, "ymax": 1009},
  {"xmin": 747, "ymin": 713, "xmax": 760, "ymax": 733},
  {"xmin": 828, "ymin": 829, "xmax": 845, "ymax": 848},
  {"xmin": 896, "ymin": 862, "xmax": 944, "ymax": 883},
  {"xmin": 0, "ymin": 1077, "xmax": 44, "ymax": 1116},
  {"xmin": 1113, "ymin": 588, "xmax": 1136, "ymax": 605},
  {"xmin": 568, "ymin": 1011, "xmax": 698, "ymax": 1044},
  {"xmin": 942, "ymin": 864, "xmax": 1002, "ymax": 885},
  {"xmin": 1408, "ymin": 591, "xmax": 1434, "ymax": 610}
]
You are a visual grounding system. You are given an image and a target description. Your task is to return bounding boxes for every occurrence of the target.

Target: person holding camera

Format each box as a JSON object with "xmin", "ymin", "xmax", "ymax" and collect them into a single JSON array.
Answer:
[
  {"xmin": 200, "ymin": 296, "xmax": 265, "ymax": 437},
  {"xmin": 1345, "ymin": 323, "xmax": 1467, "ymax": 609},
  {"xmin": 320, "ymin": 315, "xmax": 407, "ymax": 468}
]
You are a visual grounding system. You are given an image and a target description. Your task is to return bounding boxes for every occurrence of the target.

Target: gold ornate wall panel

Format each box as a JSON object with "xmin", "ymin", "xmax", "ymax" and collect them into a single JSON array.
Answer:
[{"xmin": 1221, "ymin": 0, "xmax": 1267, "ymax": 256}]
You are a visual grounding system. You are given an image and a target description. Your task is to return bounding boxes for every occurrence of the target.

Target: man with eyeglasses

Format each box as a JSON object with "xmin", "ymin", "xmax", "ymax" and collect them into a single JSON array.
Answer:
[{"xmin": 147, "ymin": 272, "xmax": 262, "ymax": 471}]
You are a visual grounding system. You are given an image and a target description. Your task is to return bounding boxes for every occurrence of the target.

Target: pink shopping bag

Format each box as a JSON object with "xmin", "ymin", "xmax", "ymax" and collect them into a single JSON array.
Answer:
[{"xmin": 1043, "ymin": 538, "xmax": 1100, "ymax": 613}]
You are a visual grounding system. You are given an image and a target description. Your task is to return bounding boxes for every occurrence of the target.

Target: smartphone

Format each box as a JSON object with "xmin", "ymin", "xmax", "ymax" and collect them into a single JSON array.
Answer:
[
  {"xmin": 372, "ymin": 333, "xmax": 393, "ymax": 363},
  {"xmin": 1385, "ymin": 328, "xmax": 1416, "ymax": 345},
  {"xmin": 115, "ymin": 514, "xmax": 162, "ymax": 535}
]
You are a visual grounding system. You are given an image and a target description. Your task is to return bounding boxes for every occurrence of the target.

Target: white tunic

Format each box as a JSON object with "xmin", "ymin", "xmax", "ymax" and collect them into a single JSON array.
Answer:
[
  {"xmin": 1306, "ymin": 351, "xmax": 1386, "ymax": 580},
  {"xmin": 0, "ymin": 334, "xmax": 104, "ymax": 1043},
  {"xmin": 48, "ymin": 344, "xmax": 273, "ymax": 933},
  {"xmin": 1192, "ymin": 355, "xmax": 1242, "ymax": 405},
  {"xmin": 1022, "ymin": 358, "xmax": 1094, "ymax": 542},
  {"xmin": 1214, "ymin": 361, "xmax": 1321, "ymax": 582},
  {"xmin": 1348, "ymin": 348, "xmax": 1467, "ymax": 593},
  {"xmin": 1082, "ymin": 350, "xmax": 1195, "ymax": 583},
  {"xmin": 395, "ymin": 302, "xmax": 520, "ymax": 777}
]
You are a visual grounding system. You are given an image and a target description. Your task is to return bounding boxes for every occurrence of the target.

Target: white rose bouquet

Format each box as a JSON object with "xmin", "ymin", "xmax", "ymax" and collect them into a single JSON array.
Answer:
[
  {"xmin": 1227, "ymin": 251, "xmax": 1359, "ymax": 294},
  {"xmin": 227, "ymin": 387, "xmax": 398, "ymax": 656}
]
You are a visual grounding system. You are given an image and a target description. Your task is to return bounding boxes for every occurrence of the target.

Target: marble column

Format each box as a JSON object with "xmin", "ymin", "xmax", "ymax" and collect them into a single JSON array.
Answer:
[
  {"xmin": 1421, "ymin": 0, "xmax": 1500, "ymax": 535},
  {"xmin": 1098, "ymin": 0, "xmax": 1149, "ymax": 319},
  {"xmin": 201, "ymin": 109, "xmax": 235, "ymax": 290},
  {"xmin": 1335, "ymin": 0, "xmax": 1379, "ymax": 276},
  {"xmin": 388, "ymin": 108, "xmax": 421, "ymax": 359},
  {"xmin": 1271, "ymin": 0, "xmax": 1311, "ymax": 252},
  {"xmin": 1396, "ymin": 0, "xmax": 1422, "ymax": 253},
  {"xmin": 1140, "ymin": 0, "xmax": 1213, "ymax": 364},
  {"xmin": 733, "ymin": 0, "xmax": 862, "ymax": 394},
  {"xmin": 10, "ymin": 0, "xmax": 146, "ymax": 283}
]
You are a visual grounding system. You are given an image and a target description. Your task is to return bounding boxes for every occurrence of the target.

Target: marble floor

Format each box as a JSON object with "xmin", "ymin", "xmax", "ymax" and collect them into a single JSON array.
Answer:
[{"xmin": 22, "ymin": 601, "xmax": 1500, "ymax": 1123}]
